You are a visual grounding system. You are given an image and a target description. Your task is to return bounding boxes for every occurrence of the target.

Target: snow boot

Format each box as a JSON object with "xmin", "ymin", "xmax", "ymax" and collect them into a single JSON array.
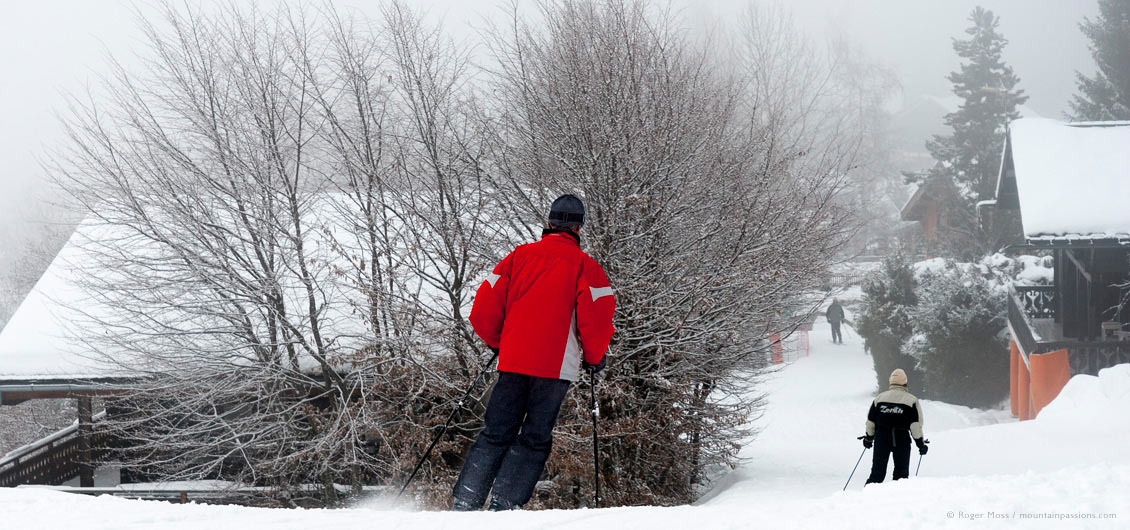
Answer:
[
  {"xmin": 488, "ymin": 495, "xmax": 521, "ymax": 511},
  {"xmin": 451, "ymin": 498, "xmax": 479, "ymax": 511}
]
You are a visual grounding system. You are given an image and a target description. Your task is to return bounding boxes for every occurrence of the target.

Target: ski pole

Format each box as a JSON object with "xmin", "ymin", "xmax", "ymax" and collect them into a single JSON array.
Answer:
[
  {"xmin": 397, "ymin": 350, "xmax": 499, "ymax": 498},
  {"xmin": 843, "ymin": 438, "xmax": 868, "ymax": 491},
  {"xmin": 590, "ymin": 369, "xmax": 601, "ymax": 507},
  {"xmin": 915, "ymin": 439, "xmax": 929, "ymax": 477}
]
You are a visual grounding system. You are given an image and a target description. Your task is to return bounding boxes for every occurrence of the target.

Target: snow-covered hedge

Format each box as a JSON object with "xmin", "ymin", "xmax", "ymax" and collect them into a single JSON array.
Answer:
[
  {"xmin": 908, "ymin": 263, "xmax": 1008, "ymax": 407},
  {"xmin": 858, "ymin": 253, "xmax": 1047, "ymax": 407},
  {"xmin": 913, "ymin": 253, "xmax": 1053, "ymax": 287}
]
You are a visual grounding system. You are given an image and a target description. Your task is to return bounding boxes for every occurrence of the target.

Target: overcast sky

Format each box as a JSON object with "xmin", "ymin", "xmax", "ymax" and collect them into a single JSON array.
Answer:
[{"xmin": 0, "ymin": 0, "xmax": 1100, "ymax": 217}]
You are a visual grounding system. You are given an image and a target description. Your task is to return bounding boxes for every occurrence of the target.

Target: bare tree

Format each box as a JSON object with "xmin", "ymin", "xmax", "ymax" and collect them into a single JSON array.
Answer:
[
  {"xmin": 0, "ymin": 400, "xmax": 78, "ymax": 456},
  {"xmin": 52, "ymin": 2, "xmax": 395, "ymax": 505},
  {"xmin": 307, "ymin": 2, "xmax": 505, "ymax": 504},
  {"xmin": 46, "ymin": 0, "xmax": 870, "ymax": 510},
  {"xmin": 47, "ymin": 0, "xmax": 513, "ymax": 507},
  {"xmin": 739, "ymin": 4, "xmax": 896, "ymax": 258},
  {"xmin": 481, "ymin": 0, "xmax": 857, "ymax": 507}
]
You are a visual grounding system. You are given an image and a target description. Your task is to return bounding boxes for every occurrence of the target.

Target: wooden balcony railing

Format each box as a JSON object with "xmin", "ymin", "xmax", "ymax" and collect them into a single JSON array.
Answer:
[
  {"xmin": 1044, "ymin": 340, "xmax": 1130, "ymax": 376},
  {"xmin": 0, "ymin": 412, "xmax": 106, "ymax": 487},
  {"xmin": 1014, "ymin": 285, "xmax": 1056, "ymax": 319},
  {"xmin": 1008, "ymin": 288, "xmax": 1039, "ymax": 358},
  {"xmin": 1008, "ymin": 286, "xmax": 1130, "ymax": 376}
]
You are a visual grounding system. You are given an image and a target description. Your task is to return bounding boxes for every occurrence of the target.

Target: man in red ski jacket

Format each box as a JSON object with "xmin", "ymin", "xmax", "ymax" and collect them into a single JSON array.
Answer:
[{"xmin": 452, "ymin": 194, "xmax": 615, "ymax": 511}]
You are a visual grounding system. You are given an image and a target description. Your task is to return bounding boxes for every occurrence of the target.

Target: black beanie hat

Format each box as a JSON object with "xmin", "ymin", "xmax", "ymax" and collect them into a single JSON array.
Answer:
[{"xmin": 548, "ymin": 194, "xmax": 585, "ymax": 227}]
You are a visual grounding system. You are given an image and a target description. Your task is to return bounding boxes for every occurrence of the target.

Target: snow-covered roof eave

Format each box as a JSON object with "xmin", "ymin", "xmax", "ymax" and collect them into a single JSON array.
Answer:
[
  {"xmin": 1061, "ymin": 120, "xmax": 1130, "ymax": 128},
  {"xmin": 1023, "ymin": 233, "xmax": 1130, "ymax": 246}
]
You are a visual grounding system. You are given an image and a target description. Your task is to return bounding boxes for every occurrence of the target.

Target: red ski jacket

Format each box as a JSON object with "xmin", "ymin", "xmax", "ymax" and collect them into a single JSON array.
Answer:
[{"xmin": 469, "ymin": 231, "xmax": 615, "ymax": 381}]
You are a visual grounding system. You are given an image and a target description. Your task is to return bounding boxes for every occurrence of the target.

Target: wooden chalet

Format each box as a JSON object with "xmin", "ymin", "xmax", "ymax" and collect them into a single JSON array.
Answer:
[
  {"xmin": 900, "ymin": 168, "xmax": 960, "ymax": 257},
  {"xmin": 0, "ymin": 226, "xmax": 136, "ymax": 488},
  {"xmin": 985, "ymin": 118, "xmax": 1130, "ymax": 420},
  {"xmin": 1, "ymin": 202, "xmax": 378, "ymax": 499}
]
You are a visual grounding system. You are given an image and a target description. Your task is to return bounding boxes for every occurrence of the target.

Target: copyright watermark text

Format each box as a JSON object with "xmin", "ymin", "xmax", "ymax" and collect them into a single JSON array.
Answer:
[{"xmin": 945, "ymin": 510, "xmax": 1118, "ymax": 521}]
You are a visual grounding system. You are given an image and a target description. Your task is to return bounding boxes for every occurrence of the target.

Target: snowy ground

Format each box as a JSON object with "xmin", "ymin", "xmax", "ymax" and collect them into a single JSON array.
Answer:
[
  {"xmin": 698, "ymin": 321, "xmax": 1013, "ymax": 507},
  {"xmin": 4, "ymin": 320, "xmax": 1129, "ymax": 528}
]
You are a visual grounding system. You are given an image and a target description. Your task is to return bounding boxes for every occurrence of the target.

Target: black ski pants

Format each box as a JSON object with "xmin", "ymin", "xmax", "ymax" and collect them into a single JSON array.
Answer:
[
  {"xmin": 830, "ymin": 321, "xmax": 843, "ymax": 343},
  {"xmin": 453, "ymin": 371, "xmax": 571, "ymax": 508},
  {"xmin": 866, "ymin": 429, "xmax": 911, "ymax": 483}
]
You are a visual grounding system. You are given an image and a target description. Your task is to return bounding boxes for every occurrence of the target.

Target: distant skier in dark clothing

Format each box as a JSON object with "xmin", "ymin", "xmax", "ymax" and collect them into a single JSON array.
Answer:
[
  {"xmin": 451, "ymin": 194, "xmax": 616, "ymax": 511},
  {"xmin": 827, "ymin": 299, "xmax": 846, "ymax": 344},
  {"xmin": 862, "ymin": 369, "xmax": 928, "ymax": 484}
]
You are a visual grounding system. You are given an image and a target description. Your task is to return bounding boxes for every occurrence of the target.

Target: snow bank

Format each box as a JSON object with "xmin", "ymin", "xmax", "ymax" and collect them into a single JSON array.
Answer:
[
  {"xmin": 1009, "ymin": 119, "xmax": 1130, "ymax": 239},
  {"xmin": 3, "ymin": 464, "xmax": 1128, "ymax": 529},
  {"xmin": 1037, "ymin": 364, "xmax": 1130, "ymax": 422}
]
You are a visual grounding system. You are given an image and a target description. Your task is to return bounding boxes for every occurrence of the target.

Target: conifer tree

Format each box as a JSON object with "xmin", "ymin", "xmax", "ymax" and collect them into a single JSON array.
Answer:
[
  {"xmin": 923, "ymin": 7, "xmax": 1027, "ymax": 255},
  {"xmin": 857, "ymin": 254, "xmax": 920, "ymax": 394},
  {"xmin": 1071, "ymin": 0, "xmax": 1130, "ymax": 120}
]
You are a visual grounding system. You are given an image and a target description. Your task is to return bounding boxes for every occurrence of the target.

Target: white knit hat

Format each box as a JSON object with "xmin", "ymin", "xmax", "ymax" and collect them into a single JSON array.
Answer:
[{"xmin": 889, "ymin": 368, "xmax": 908, "ymax": 386}]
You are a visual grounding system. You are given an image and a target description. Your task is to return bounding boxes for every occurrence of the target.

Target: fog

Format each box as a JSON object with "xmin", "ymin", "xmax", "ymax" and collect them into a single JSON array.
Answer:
[{"xmin": 0, "ymin": 0, "xmax": 1100, "ymax": 236}]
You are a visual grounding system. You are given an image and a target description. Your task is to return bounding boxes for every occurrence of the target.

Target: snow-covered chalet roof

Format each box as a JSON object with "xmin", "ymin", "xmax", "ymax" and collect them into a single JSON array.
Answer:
[
  {"xmin": 1002, "ymin": 118, "xmax": 1130, "ymax": 241},
  {"xmin": 0, "ymin": 223, "xmax": 111, "ymax": 381},
  {"xmin": 0, "ymin": 194, "xmax": 455, "ymax": 383}
]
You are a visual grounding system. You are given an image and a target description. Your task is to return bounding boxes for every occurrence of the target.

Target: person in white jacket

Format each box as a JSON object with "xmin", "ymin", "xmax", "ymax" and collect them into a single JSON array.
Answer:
[{"xmin": 862, "ymin": 369, "xmax": 928, "ymax": 483}]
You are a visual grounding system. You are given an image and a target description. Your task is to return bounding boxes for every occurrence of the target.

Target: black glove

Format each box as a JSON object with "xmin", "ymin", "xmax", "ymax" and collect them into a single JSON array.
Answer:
[
  {"xmin": 583, "ymin": 356, "xmax": 607, "ymax": 375},
  {"xmin": 861, "ymin": 435, "xmax": 873, "ymax": 449},
  {"xmin": 915, "ymin": 438, "xmax": 929, "ymax": 455}
]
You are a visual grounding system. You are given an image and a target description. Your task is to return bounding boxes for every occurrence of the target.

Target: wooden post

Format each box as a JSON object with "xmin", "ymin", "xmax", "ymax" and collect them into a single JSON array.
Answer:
[
  {"xmin": 1009, "ymin": 341, "xmax": 1019, "ymax": 417},
  {"xmin": 770, "ymin": 334, "xmax": 783, "ymax": 365},
  {"xmin": 77, "ymin": 396, "xmax": 94, "ymax": 488}
]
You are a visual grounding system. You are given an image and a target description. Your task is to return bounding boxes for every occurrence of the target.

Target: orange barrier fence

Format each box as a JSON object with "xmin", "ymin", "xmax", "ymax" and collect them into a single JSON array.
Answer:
[
  {"xmin": 1009, "ymin": 340, "xmax": 1072, "ymax": 421},
  {"xmin": 769, "ymin": 327, "xmax": 811, "ymax": 366},
  {"xmin": 1029, "ymin": 348, "xmax": 1071, "ymax": 415}
]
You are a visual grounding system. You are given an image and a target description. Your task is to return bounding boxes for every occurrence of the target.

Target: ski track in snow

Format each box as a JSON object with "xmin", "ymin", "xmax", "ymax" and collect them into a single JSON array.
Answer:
[
  {"xmin": 4, "ymin": 319, "xmax": 1130, "ymax": 529},
  {"xmin": 701, "ymin": 319, "xmax": 1015, "ymax": 505}
]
